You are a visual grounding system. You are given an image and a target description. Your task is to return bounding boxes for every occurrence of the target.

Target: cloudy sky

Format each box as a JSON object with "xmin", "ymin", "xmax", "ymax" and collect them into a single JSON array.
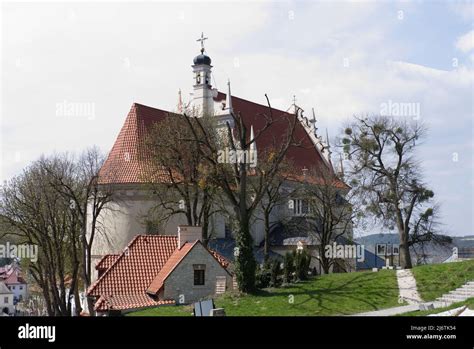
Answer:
[{"xmin": 1, "ymin": 1, "xmax": 473, "ymax": 237}]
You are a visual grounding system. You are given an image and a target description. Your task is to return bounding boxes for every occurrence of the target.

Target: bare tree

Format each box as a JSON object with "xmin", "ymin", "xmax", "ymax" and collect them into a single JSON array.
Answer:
[
  {"xmin": 143, "ymin": 114, "xmax": 219, "ymax": 245},
  {"xmin": 0, "ymin": 157, "xmax": 82, "ymax": 316},
  {"xmin": 44, "ymin": 148, "xmax": 114, "ymax": 314},
  {"xmin": 295, "ymin": 165, "xmax": 354, "ymax": 274},
  {"xmin": 253, "ymin": 156, "xmax": 296, "ymax": 261},
  {"xmin": 182, "ymin": 95, "xmax": 300, "ymax": 292},
  {"xmin": 341, "ymin": 115, "xmax": 441, "ymax": 268}
]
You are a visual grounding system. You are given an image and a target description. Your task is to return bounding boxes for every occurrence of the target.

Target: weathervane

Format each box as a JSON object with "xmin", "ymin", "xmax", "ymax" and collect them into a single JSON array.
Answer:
[{"xmin": 196, "ymin": 32, "xmax": 208, "ymax": 54}]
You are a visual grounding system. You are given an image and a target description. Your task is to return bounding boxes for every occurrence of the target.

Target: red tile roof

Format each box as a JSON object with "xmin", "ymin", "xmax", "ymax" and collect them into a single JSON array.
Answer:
[
  {"xmin": 87, "ymin": 235, "xmax": 230, "ymax": 312},
  {"xmin": 208, "ymin": 249, "xmax": 231, "ymax": 269},
  {"xmin": 99, "ymin": 94, "xmax": 346, "ymax": 187},
  {"xmin": 95, "ymin": 254, "xmax": 119, "ymax": 271},
  {"xmin": 146, "ymin": 241, "xmax": 198, "ymax": 295},
  {"xmin": 94, "ymin": 294, "xmax": 175, "ymax": 311},
  {"xmin": 88, "ymin": 235, "xmax": 178, "ymax": 297},
  {"xmin": 98, "ymin": 103, "xmax": 170, "ymax": 184},
  {"xmin": 0, "ymin": 264, "xmax": 26, "ymax": 285}
]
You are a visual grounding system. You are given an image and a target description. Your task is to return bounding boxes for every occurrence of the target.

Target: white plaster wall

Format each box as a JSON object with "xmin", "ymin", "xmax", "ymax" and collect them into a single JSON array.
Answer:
[
  {"xmin": 8, "ymin": 284, "xmax": 27, "ymax": 302},
  {"xmin": 0, "ymin": 293, "xmax": 14, "ymax": 314}
]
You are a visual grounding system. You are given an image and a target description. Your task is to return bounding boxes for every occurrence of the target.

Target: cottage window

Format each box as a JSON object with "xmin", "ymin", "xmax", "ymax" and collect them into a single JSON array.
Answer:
[
  {"xmin": 193, "ymin": 264, "xmax": 206, "ymax": 286},
  {"xmin": 3, "ymin": 297, "xmax": 7, "ymax": 304}
]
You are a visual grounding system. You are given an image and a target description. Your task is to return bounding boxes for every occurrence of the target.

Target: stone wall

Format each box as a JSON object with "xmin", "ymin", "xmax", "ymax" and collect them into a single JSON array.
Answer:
[{"xmin": 163, "ymin": 243, "xmax": 232, "ymax": 304}]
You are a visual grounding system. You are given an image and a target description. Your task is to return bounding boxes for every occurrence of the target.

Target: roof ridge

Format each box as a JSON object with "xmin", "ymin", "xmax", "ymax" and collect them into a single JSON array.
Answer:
[
  {"xmin": 133, "ymin": 102, "xmax": 170, "ymax": 114},
  {"xmin": 135, "ymin": 234, "xmax": 178, "ymax": 238},
  {"xmin": 216, "ymin": 91, "xmax": 291, "ymax": 116},
  {"xmin": 146, "ymin": 240, "xmax": 200, "ymax": 295},
  {"xmin": 206, "ymin": 247, "xmax": 231, "ymax": 269},
  {"xmin": 87, "ymin": 234, "xmax": 179, "ymax": 296},
  {"xmin": 87, "ymin": 235, "xmax": 143, "ymax": 295}
]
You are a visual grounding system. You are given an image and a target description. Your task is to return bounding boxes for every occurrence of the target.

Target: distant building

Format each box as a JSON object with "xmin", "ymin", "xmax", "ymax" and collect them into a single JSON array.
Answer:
[
  {"xmin": 0, "ymin": 281, "xmax": 14, "ymax": 315},
  {"xmin": 269, "ymin": 221, "xmax": 356, "ymax": 273},
  {"xmin": 87, "ymin": 226, "xmax": 232, "ymax": 316},
  {"xmin": 0, "ymin": 261, "xmax": 27, "ymax": 303},
  {"xmin": 355, "ymin": 245, "xmax": 385, "ymax": 270}
]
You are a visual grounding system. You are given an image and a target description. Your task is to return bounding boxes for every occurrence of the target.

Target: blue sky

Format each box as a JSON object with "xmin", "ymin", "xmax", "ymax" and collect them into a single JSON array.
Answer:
[{"xmin": 1, "ymin": 0, "xmax": 473, "ymax": 237}]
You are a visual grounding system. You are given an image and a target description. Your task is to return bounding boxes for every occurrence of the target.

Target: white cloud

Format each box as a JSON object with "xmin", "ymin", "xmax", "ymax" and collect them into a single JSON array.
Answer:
[
  {"xmin": 449, "ymin": 2, "xmax": 474, "ymax": 21},
  {"xmin": 1, "ymin": 1, "xmax": 472, "ymax": 236},
  {"xmin": 456, "ymin": 30, "xmax": 474, "ymax": 53}
]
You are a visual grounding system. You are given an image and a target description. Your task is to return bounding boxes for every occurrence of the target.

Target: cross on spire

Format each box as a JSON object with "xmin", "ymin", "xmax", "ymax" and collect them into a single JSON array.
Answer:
[{"xmin": 197, "ymin": 32, "xmax": 208, "ymax": 53}]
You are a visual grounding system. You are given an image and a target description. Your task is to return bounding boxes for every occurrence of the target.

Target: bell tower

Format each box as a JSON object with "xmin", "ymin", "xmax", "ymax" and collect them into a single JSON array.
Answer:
[{"xmin": 192, "ymin": 32, "xmax": 215, "ymax": 117}]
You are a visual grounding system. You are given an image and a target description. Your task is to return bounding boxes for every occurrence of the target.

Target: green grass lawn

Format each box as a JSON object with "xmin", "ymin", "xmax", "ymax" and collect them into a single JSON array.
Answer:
[
  {"xmin": 411, "ymin": 260, "xmax": 474, "ymax": 301},
  {"xmin": 127, "ymin": 269, "xmax": 399, "ymax": 316},
  {"xmin": 400, "ymin": 297, "xmax": 474, "ymax": 317},
  {"xmin": 127, "ymin": 304, "xmax": 194, "ymax": 316}
]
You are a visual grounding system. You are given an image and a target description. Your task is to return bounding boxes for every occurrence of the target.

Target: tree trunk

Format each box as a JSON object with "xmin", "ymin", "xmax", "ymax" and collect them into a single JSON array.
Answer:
[
  {"xmin": 399, "ymin": 234, "xmax": 412, "ymax": 268},
  {"xmin": 202, "ymin": 213, "xmax": 209, "ymax": 247},
  {"xmin": 320, "ymin": 256, "xmax": 331, "ymax": 274},
  {"xmin": 263, "ymin": 210, "xmax": 270, "ymax": 262}
]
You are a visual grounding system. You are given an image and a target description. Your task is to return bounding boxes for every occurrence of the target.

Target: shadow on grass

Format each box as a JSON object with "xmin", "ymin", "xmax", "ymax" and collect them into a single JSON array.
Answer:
[{"xmin": 243, "ymin": 271, "xmax": 399, "ymax": 315}]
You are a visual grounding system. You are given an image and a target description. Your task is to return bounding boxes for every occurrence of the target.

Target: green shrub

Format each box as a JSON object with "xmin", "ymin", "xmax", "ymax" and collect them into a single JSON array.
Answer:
[
  {"xmin": 256, "ymin": 258, "xmax": 282, "ymax": 289},
  {"xmin": 270, "ymin": 259, "xmax": 281, "ymax": 287},
  {"xmin": 294, "ymin": 249, "xmax": 311, "ymax": 281},
  {"xmin": 283, "ymin": 252, "xmax": 295, "ymax": 284},
  {"xmin": 256, "ymin": 263, "xmax": 271, "ymax": 289}
]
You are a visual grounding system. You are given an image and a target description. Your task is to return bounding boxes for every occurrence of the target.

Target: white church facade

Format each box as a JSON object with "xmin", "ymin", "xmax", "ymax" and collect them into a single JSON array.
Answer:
[{"xmin": 89, "ymin": 35, "xmax": 353, "ymax": 277}]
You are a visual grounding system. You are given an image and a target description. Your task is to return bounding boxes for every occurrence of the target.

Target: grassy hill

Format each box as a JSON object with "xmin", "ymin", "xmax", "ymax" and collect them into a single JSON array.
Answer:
[
  {"xmin": 411, "ymin": 259, "xmax": 474, "ymax": 301},
  {"xmin": 127, "ymin": 260, "xmax": 474, "ymax": 317},
  {"xmin": 128, "ymin": 269, "xmax": 399, "ymax": 316}
]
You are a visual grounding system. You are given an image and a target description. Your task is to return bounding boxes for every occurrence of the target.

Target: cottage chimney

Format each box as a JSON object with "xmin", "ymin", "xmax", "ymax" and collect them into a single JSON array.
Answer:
[{"xmin": 177, "ymin": 225, "xmax": 202, "ymax": 249}]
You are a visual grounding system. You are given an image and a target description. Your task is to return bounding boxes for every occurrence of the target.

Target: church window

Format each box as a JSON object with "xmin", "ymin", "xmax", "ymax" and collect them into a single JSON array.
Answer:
[{"xmin": 293, "ymin": 199, "xmax": 310, "ymax": 216}]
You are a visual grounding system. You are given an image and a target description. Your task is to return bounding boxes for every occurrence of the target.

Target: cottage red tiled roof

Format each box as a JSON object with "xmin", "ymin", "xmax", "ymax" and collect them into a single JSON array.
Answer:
[
  {"xmin": 87, "ymin": 235, "xmax": 230, "ymax": 311},
  {"xmin": 88, "ymin": 235, "xmax": 178, "ymax": 297},
  {"xmin": 94, "ymin": 294, "xmax": 174, "ymax": 312},
  {"xmin": 146, "ymin": 241, "xmax": 198, "ymax": 295},
  {"xmin": 95, "ymin": 254, "xmax": 119, "ymax": 271},
  {"xmin": 208, "ymin": 248, "xmax": 230, "ymax": 269},
  {"xmin": 99, "ymin": 95, "xmax": 347, "ymax": 188}
]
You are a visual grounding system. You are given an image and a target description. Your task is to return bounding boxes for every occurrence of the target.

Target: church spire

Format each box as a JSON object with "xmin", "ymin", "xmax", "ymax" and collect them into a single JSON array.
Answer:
[
  {"xmin": 192, "ymin": 32, "xmax": 214, "ymax": 117},
  {"xmin": 226, "ymin": 79, "xmax": 233, "ymax": 114},
  {"xmin": 177, "ymin": 89, "xmax": 183, "ymax": 114},
  {"xmin": 310, "ymin": 107, "xmax": 317, "ymax": 135},
  {"xmin": 325, "ymin": 128, "xmax": 332, "ymax": 163},
  {"xmin": 337, "ymin": 153, "xmax": 345, "ymax": 178},
  {"xmin": 250, "ymin": 125, "xmax": 256, "ymax": 153}
]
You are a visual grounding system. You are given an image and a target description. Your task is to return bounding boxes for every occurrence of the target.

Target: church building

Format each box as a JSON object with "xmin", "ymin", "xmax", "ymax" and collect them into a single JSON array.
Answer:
[{"xmin": 90, "ymin": 34, "xmax": 352, "ymax": 277}]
